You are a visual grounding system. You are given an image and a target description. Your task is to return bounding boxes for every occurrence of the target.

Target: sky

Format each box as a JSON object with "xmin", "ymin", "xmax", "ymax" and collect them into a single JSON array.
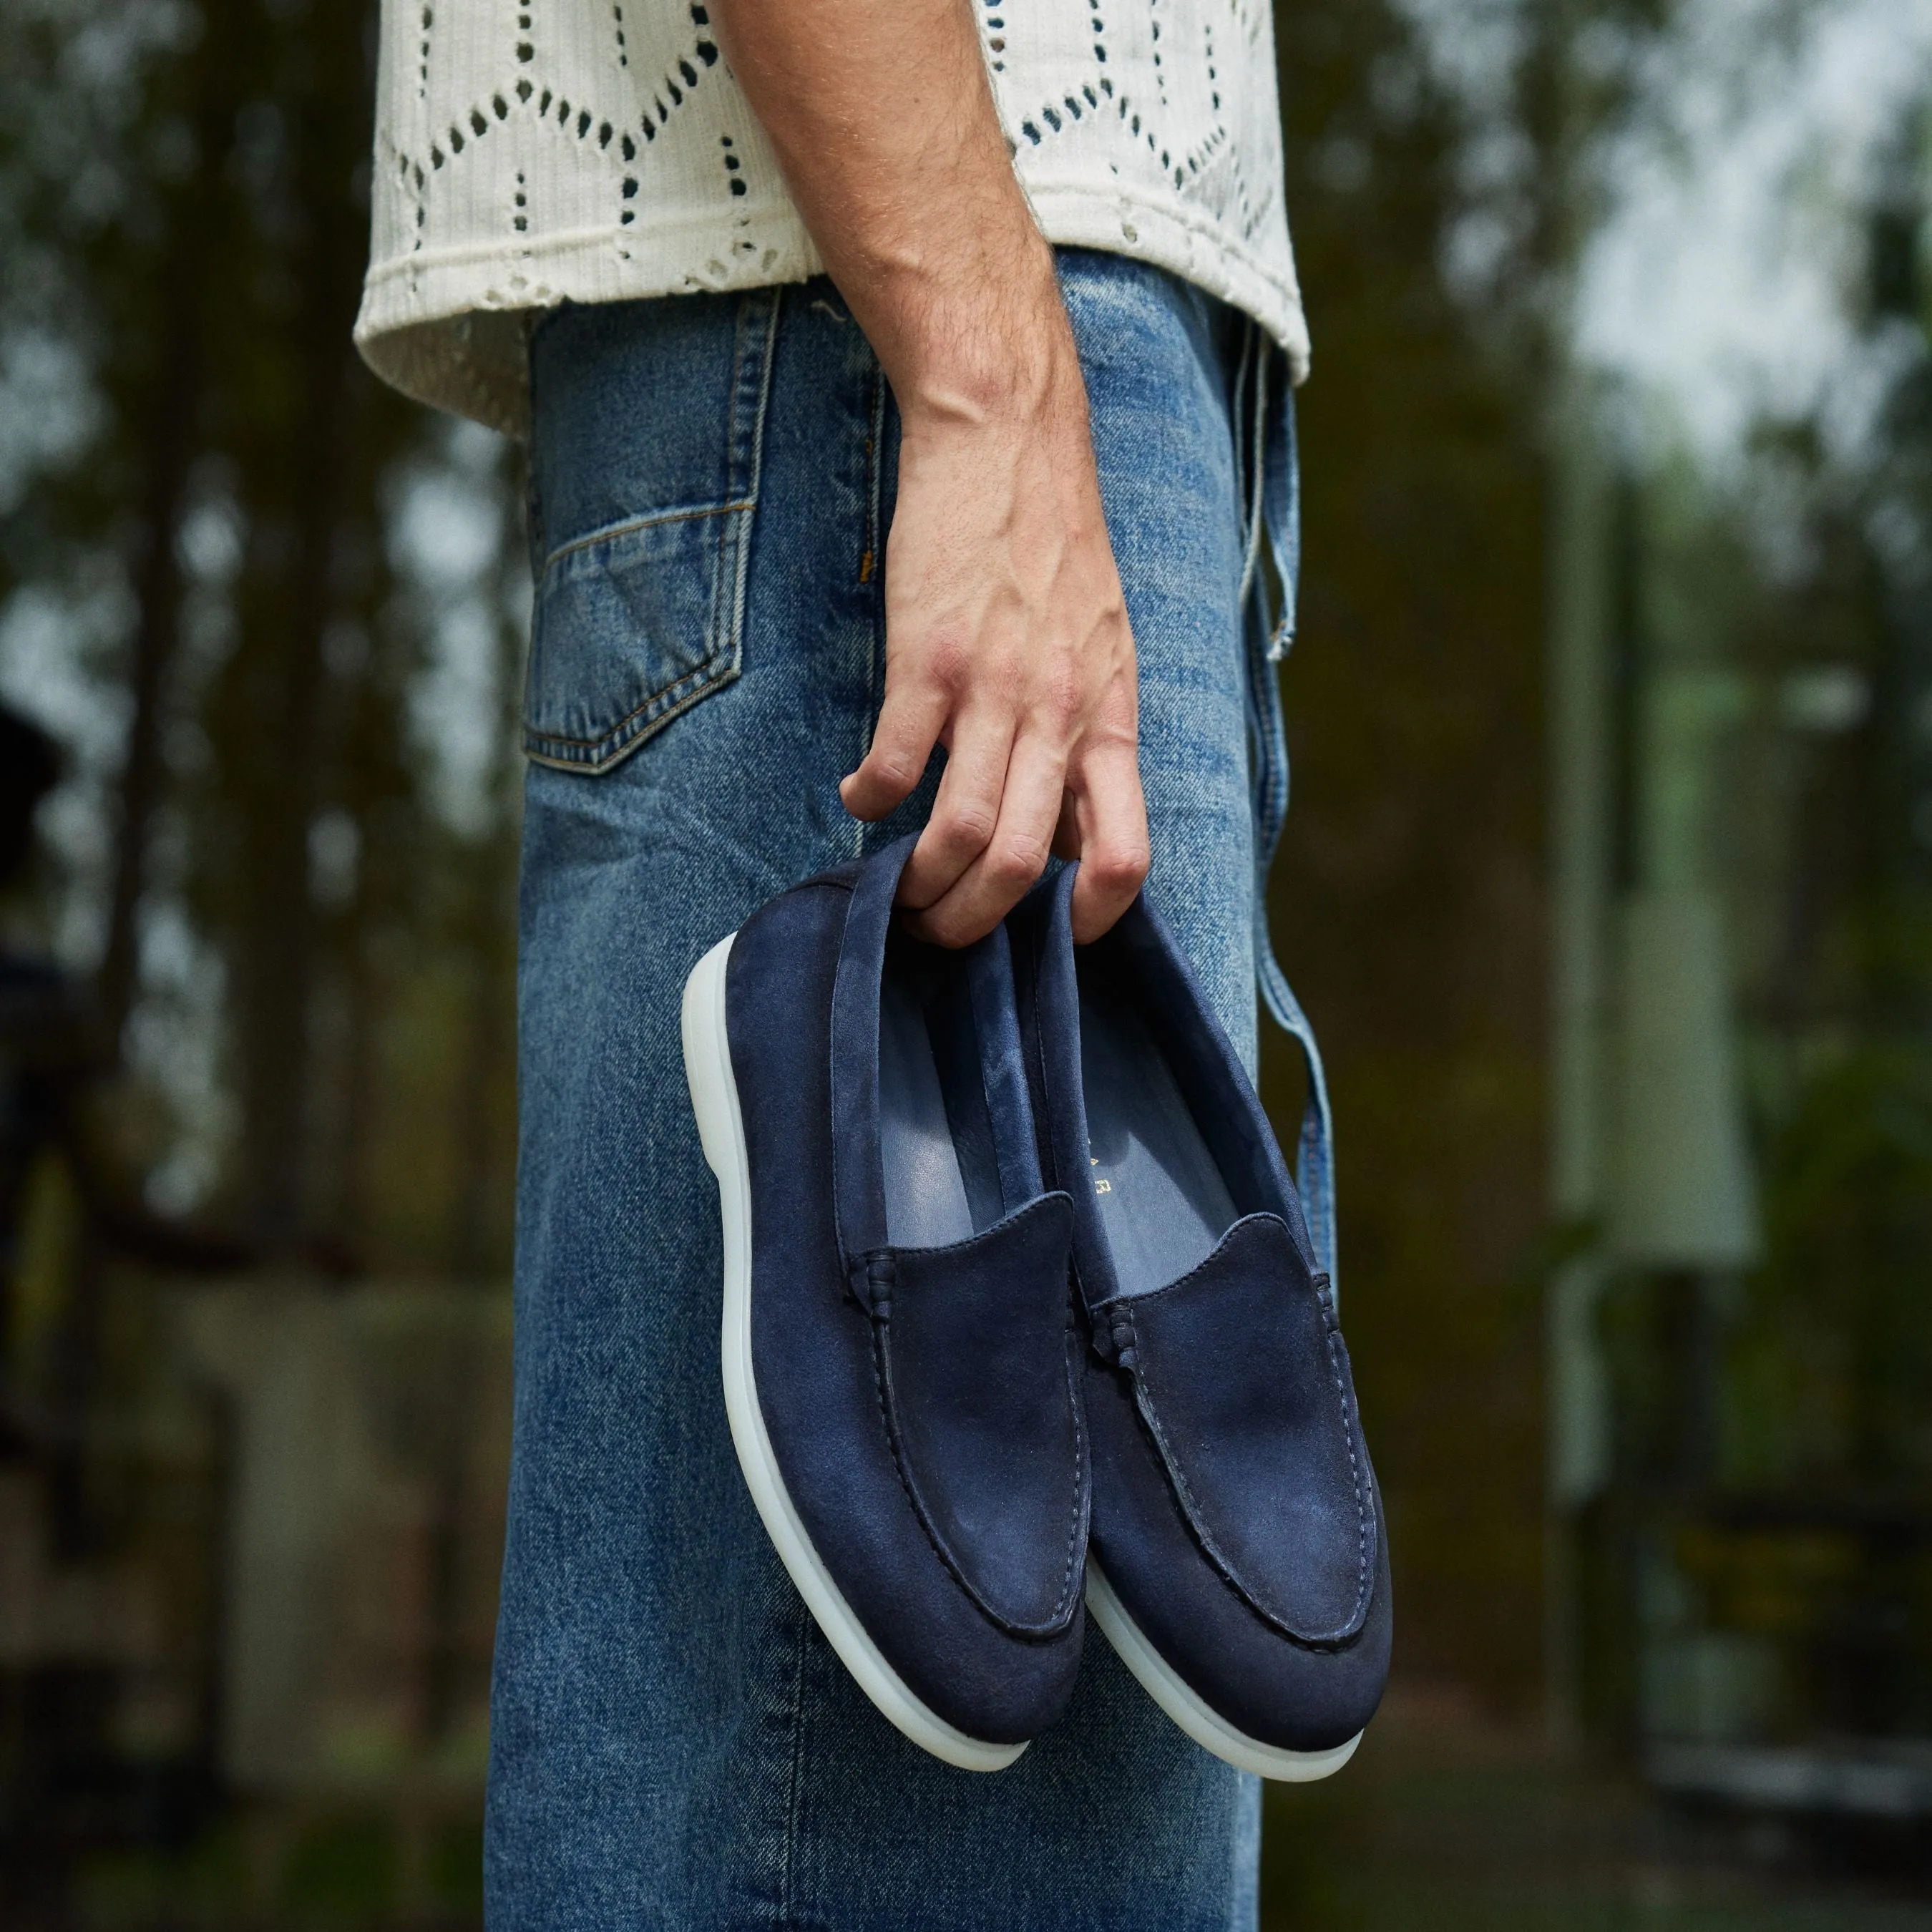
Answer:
[
  {"xmin": 1576, "ymin": 0, "xmax": 1932, "ymax": 473},
  {"xmin": 1394, "ymin": 0, "xmax": 1931, "ymax": 472}
]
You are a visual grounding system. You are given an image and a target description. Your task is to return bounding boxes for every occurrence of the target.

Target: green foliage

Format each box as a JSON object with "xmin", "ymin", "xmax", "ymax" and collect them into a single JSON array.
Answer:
[{"xmin": 1725, "ymin": 1045, "xmax": 1932, "ymax": 1491}]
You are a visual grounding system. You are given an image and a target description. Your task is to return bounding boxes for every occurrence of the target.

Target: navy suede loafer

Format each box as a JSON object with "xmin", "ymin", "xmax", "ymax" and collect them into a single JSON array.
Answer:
[
  {"xmin": 1011, "ymin": 865, "xmax": 1391, "ymax": 1780},
  {"xmin": 680, "ymin": 835, "xmax": 1087, "ymax": 1770}
]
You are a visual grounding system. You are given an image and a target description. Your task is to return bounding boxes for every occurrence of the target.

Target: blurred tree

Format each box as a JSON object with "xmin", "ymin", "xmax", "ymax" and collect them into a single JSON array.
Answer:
[
  {"xmin": 1, "ymin": 2, "xmax": 523, "ymax": 1906},
  {"xmin": 0, "ymin": 0, "xmax": 522, "ymax": 1282},
  {"xmin": 1269, "ymin": 0, "xmax": 1554, "ymax": 1706},
  {"xmin": 97, "ymin": 0, "xmax": 248, "ymax": 1050},
  {"xmin": 201, "ymin": 0, "xmax": 401, "ymax": 1246}
]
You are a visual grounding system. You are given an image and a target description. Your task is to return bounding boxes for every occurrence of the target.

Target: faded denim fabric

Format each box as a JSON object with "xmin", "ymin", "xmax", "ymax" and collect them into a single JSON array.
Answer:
[{"xmin": 494, "ymin": 248, "xmax": 1316, "ymax": 1931}]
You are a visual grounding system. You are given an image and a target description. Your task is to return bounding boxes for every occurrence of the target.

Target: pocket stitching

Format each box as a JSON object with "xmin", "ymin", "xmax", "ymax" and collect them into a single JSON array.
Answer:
[
  {"xmin": 523, "ymin": 650, "xmax": 736, "ymax": 769},
  {"xmin": 539, "ymin": 497, "xmax": 753, "ymax": 575},
  {"xmin": 522, "ymin": 288, "xmax": 779, "ymax": 772},
  {"xmin": 523, "ymin": 504, "xmax": 748, "ymax": 766}
]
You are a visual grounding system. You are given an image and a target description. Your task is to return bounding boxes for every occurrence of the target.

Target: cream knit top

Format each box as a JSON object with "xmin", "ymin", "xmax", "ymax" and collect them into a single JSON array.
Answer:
[{"xmin": 354, "ymin": 1, "xmax": 1309, "ymax": 435}]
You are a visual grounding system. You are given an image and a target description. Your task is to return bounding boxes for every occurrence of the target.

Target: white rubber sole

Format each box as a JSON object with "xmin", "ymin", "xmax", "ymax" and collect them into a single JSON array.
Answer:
[
  {"xmin": 1085, "ymin": 1560, "xmax": 1363, "ymax": 1782},
  {"xmin": 680, "ymin": 932, "xmax": 1028, "ymax": 1774}
]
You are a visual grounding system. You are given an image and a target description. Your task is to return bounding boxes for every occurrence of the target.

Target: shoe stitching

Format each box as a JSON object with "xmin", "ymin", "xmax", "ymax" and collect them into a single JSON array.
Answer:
[
  {"xmin": 1088, "ymin": 1211, "xmax": 1294, "ymax": 1324},
  {"xmin": 1104, "ymin": 1273, "xmax": 1375, "ymax": 1646},
  {"xmin": 1121, "ymin": 1391, "xmax": 1360, "ymax": 1662},
  {"xmin": 867, "ymin": 1312, "xmax": 1077, "ymax": 1639},
  {"xmin": 1322, "ymin": 1302, "xmax": 1373, "ymax": 1636},
  {"xmin": 1018, "ymin": 917, "xmax": 1091, "ymax": 1619},
  {"xmin": 1055, "ymin": 1284, "xmax": 1091, "ymax": 1615},
  {"xmin": 860, "ymin": 1237, "xmax": 1086, "ymax": 1641},
  {"xmin": 872, "ymin": 1312, "xmax": 1086, "ymax": 1636},
  {"xmin": 1121, "ymin": 1378, "xmax": 1368, "ymax": 1658},
  {"xmin": 1136, "ymin": 1361, "xmax": 1372, "ymax": 1644}
]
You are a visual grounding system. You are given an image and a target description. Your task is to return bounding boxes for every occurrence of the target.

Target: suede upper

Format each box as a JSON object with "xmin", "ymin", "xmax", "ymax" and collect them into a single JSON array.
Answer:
[
  {"xmin": 859, "ymin": 1197, "xmax": 1084, "ymax": 1636},
  {"xmin": 1089, "ymin": 1212, "xmax": 1374, "ymax": 1645},
  {"xmin": 1013, "ymin": 864, "xmax": 1392, "ymax": 1751},
  {"xmin": 726, "ymin": 839, "xmax": 1086, "ymax": 1742}
]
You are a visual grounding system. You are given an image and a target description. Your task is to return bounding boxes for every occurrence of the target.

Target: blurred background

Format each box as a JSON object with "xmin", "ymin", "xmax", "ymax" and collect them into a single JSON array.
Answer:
[{"xmin": 1, "ymin": 0, "xmax": 1930, "ymax": 1924}]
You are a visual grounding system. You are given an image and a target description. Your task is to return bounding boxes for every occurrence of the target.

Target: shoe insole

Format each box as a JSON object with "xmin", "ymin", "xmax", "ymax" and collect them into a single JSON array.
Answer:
[
  {"xmin": 878, "ymin": 967, "xmax": 1005, "ymax": 1249},
  {"xmin": 1078, "ymin": 977, "xmax": 1237, "ymax": 1297}
]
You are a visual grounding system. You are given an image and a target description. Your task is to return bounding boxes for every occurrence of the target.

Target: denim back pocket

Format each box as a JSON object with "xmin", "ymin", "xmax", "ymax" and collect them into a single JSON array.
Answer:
[{"xmin": 523, "ymin": 288, "xmax": 780, "ymax": 773}]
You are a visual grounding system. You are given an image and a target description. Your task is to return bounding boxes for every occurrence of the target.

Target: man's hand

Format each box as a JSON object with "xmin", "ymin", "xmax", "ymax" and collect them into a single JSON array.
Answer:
[
  {"xmin": 714, "ymin": 0, "xmax": 1150, "ymax": 945},
  {"xmin": 841, "ymin": 318, "xmax": 1148, "ymax": 946}
]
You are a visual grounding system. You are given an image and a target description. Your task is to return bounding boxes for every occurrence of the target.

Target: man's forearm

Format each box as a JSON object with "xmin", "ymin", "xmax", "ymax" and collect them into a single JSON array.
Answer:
[
  {"xmin": 713, "ymin": 0, "xmax": 1072, "ymax": 419},
  {"xmin": 715, "ymin": 0, "xmax": 1149, "ymax": 948}
]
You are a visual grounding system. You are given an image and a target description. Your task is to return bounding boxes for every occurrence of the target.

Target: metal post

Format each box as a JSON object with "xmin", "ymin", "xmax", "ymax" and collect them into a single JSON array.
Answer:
[{"xmin": 1545, "ymin": 357, "xmax": 1616, "ymax": 1742}]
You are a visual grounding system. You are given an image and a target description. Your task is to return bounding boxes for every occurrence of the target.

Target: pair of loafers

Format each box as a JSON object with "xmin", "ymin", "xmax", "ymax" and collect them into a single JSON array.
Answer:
[{"xmin": 680, "ymin": 834, "xmax": 1390, "ymax": 1776}]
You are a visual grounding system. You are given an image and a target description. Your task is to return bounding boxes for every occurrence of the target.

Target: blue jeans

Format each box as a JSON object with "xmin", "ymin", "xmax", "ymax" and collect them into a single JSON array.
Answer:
[{"xmin": 497, "ymin": 249, "xmax": 1316, "ymax": 1931}]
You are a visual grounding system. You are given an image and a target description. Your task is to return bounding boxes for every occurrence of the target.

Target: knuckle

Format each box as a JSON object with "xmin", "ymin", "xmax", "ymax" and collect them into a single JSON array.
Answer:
[
  {"xmin": 936, "ymin": 800, "xmax": 998, "ymax": 854},
  {"xmin": 868, "ymin": 751, "xmax": 918, "ymax": 793},
  {"xmin": 1038, "ymin": 663, "xmax": 1083, "ymax": 735},
  {"xmin": 1087, "ymin": 839, "xmax": 1151, "ymax": 894},
  {"xmin": 989, "ymin": 831, "xmax": 1050, "ymax": 887},
  {"xmin": 922, "ymin": 628, "xmax": 975, "ymax": 694}
]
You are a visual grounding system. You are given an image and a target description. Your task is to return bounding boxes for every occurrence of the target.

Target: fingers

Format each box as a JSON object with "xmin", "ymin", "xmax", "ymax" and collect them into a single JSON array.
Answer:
[
  {"xmin": 897, "ymin": 707, "xmax": 1014, "ymax": 912},
  {"xmin": 1051, "ymin": 789, "xmax": 1083, "ymax": 863},
  {"xmin": 906, "ymin": 733, "xmax": 1068, "ymax": 947},
  {"xmin": 1065, "ymin": 739, "xmax": 1150, "ymax": 944},
  {"xmin": 904, "ymin": 728, "xmax": 1146, "ymax": 947},
  {"xmin": 839, "ymin": 675, "xmax": 950, "ymax": 823}
]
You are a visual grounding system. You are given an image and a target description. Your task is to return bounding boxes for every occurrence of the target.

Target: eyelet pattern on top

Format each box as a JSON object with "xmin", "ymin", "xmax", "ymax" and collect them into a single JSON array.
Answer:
[{"xmin": 356, "ymin": 0, "xmax": 1309, "ymax": 436}]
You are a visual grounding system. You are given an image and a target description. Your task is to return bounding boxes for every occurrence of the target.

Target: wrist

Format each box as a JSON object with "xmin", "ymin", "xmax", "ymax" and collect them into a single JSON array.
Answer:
[{"xmin": 864, "ymin": 240, "xmax": 1083, "ymax": 433}]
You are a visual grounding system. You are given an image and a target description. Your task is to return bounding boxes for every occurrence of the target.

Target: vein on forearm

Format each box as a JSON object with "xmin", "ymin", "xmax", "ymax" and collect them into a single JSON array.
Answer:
[{"xmin": 713, "ymin": 0, "xmax": 1070, "ymax": 414}]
